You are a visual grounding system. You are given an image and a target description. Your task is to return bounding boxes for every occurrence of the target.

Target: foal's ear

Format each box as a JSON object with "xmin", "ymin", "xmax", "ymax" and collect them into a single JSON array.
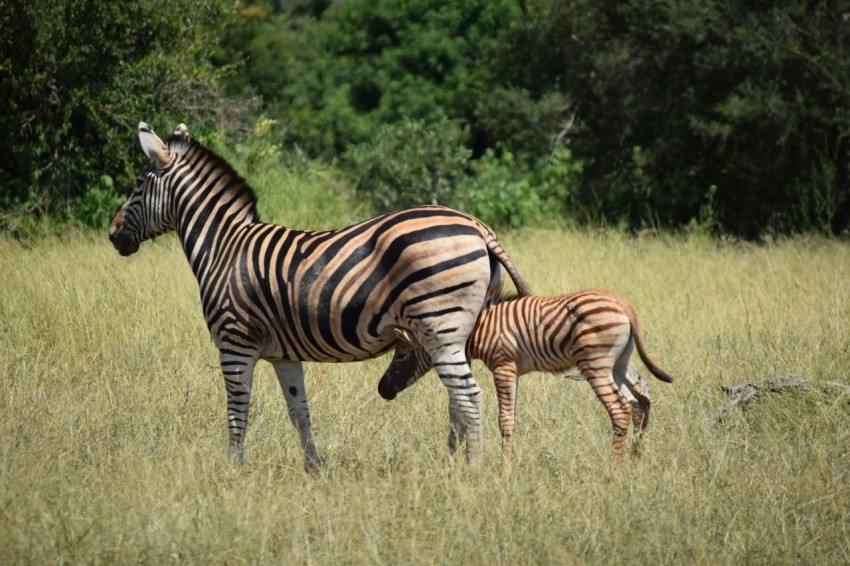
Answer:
[
  {"xmin": 393, "ymin": 327, "xmax": 413, "ymax": 342},
  {"xmin": 138, "ymin": 122, "xmax": 171, "ymax": 168}
]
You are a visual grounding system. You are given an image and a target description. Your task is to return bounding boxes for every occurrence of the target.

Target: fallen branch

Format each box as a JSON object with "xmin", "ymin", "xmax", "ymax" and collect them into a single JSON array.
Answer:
[
  {"xmin": 825, "ymin": 381, "xmax": 850, "ymax": 396},
  {"xmin": 715, "ymin": 375, "xmax": 850, "ymax": 424}
]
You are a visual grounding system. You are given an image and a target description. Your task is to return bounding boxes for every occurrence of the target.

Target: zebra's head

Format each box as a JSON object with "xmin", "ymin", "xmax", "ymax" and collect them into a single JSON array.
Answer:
[
  {"xmin": 377, "ymin": 329, "xmax": 433, "ymax": 400},
  {"xmin": 108, "ymin": 122, "xmax": 189, "ymax": 256}
]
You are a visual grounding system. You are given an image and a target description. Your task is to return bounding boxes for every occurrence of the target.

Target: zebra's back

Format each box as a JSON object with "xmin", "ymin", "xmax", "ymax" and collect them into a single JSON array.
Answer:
[
  {"xmin": 208, "ymin": 207, "xmax": 502, "ymax": 363},
  {"xmin": 470, "ymin": 290, "xmax": 633, "ymax": 376}
]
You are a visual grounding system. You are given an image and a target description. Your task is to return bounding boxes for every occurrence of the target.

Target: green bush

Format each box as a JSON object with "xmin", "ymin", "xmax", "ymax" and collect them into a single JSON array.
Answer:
[
  {"xmin": 211, "ymin": 117, "xmax": 370, "ymax": 230},
  {"xmin": 459, "ymin": 145, "xmax": 582, "ymax": 229},
  {"xmin": 342, "ymin": 117, "xmax": 471, "ymax": 213},
  {"xmin": 0, "ymin": 0, "xmax": 237, "ymax": 231}
]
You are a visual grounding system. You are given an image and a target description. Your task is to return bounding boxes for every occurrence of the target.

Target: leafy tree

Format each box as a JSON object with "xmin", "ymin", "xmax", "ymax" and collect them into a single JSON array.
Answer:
[
  {"xmin": 4, "ymin": 0, "xmax": 847, "ymax": 236},
  {"xmin": 503, "ymin": 0, "xmax": 850, "ymax": 236},
  {"xmin": 0, "ymin": 0, "xmax": 237, "ymax": 231},
  {"xmin": 219, "ymin": 0, "xmax": 531, "ymax": 158},
  {"xmin": 219, "ymin": 0, "xmax": 581, "ymax": 227}
]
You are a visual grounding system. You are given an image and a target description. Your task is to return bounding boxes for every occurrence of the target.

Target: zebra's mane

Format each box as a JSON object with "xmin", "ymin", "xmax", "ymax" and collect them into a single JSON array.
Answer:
[{"xmin": 166, "ymin": 133, "xmax": 261, "ymax": 222}]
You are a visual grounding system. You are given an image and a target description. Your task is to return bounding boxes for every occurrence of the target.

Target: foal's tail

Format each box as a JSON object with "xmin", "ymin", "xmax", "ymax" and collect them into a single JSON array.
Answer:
[{"xmin": 626, "ymin": 307, "xmax": 674, "ymax": 384}]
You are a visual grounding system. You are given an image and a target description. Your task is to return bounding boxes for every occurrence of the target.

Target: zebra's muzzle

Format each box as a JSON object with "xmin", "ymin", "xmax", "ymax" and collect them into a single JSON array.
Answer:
[
  {"xmin": 109, "ymin": 229, "xmax": 140, "ymax": 256},
  {"xmin": 108, "ymin": 207, "xmax": 140, "ymax": 256},
  {"xmin": 377, "ymin": 377, "xmax": 399, "ymax": 400}
]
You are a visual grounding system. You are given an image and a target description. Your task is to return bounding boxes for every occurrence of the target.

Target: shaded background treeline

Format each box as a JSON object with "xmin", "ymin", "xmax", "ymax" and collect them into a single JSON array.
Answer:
[{"xmin": 1, "ymin": 0, "xmax": 848, "ymax": 237}]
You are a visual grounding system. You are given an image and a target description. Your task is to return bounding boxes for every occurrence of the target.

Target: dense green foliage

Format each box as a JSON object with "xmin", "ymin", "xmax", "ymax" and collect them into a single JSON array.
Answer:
[
  {"xmin": 0, "ymin": 0, "xmax": 238, "ymax": 232},
  {"xmin": 2, "ymin": 0, "xmax": 848, "ymax": 236},
  {"xmin": 219, "ymin": 0, "xmax": 578, "ymax": 227},
  {"xmin": 527, "ymin": 1, "xmax": 850, "ymax": 237}
]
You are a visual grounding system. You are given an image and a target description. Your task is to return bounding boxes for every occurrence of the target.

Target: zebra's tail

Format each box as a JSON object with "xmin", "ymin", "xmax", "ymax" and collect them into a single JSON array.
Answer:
[
  {"xmin": 626, "ymin": 307, "xmax": 674, "ymax": 384},
  {"xmin": 485, "ymin": 237, "xmax": 532, "ymax": 297}
]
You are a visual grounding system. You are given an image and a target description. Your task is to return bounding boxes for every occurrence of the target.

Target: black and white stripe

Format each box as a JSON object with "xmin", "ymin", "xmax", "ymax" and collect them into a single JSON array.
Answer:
[
  {"xmin": 109, "ymin": 122, "xmax": 531, "ymax": 468},
  {"xmin": 379, "ymin": 289, "xmax": 673, "ymax": 468}
]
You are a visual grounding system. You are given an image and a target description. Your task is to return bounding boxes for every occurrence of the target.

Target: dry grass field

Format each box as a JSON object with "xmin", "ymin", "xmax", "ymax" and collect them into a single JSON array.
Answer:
[{"xmin": 1, "ymin": 227, "xmax": 848, "ymax": 564}]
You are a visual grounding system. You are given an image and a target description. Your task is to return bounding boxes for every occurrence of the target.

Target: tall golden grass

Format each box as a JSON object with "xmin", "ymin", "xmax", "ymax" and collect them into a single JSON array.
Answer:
[{"xmin": 1, "ymin": 228, "xmax": 848, "ymax": 564}]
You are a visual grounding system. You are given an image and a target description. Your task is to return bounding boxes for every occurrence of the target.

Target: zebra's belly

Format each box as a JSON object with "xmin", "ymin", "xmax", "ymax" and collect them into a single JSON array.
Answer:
[
  {"xmin": 516, "ymin": 350, "xmax": 578, "ymax": 375},
  {"xmin": 254, "ymin": 325, "xmax": 398, "ymax": 364},
  {"xmin": 535, "ymin": 358, "xmax": 577, "ymax": 374}
]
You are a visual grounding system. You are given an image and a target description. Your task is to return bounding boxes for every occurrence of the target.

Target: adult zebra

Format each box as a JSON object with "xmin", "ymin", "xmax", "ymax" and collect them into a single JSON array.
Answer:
[{"xmin": 108, "ymin": 122, "xmax": 531, "ymax": 469}]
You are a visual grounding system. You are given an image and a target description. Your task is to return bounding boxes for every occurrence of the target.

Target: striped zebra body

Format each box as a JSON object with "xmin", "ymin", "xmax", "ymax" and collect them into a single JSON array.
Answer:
[
  {"xmin": 108, "ymin": 122, "xmax": 531, "ymax": 468},
  {"xmin": 378, "ymin": 289, "xmax": 673, "ymax": 468}
]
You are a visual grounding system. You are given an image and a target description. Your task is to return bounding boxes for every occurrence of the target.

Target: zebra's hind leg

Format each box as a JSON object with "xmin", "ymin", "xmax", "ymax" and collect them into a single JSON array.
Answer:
[
  {"xmin": 624, "ymin": 363, "xmax": 651, "ymax": 461},
  {"xmin": 220, "ymin": 349, "xmax": 259, "ymax": 465},
  {"xmin": 431, "ymin": 346, "xmax": 484, "ymax": 469},
  {"xmin": 580, "ymin": 362, "xmax": 633, "ymax": 466},
  {"xmin": 271, "ymin": 360, "xmax": 321, "ymax": 472}
]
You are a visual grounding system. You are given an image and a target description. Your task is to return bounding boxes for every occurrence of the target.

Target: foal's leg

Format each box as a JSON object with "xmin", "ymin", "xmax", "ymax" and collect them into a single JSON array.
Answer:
[
  {"xmin": 491, "ymin": 362, "xmax": 519, "ymax": 471},
  {"xmin": 580, "ymin": 360, "xmax": 633, "ymax": 466},
  {"xmin": 609, "ymin": 340, "xmax": 645, "ymax": 464},
  {"xmin": 624, "ymin": 363, "xmax": 651, "ymax": 461}
]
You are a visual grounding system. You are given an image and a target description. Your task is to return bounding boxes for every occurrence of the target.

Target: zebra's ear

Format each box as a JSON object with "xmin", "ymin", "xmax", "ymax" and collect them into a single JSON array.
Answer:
[
  {"xmin": 138, "ymin": 122, "xmax": 171, "ymax": 168},
  {"xmin": 169, "ymin": 123, "xmax": 191, "ymax": 157}
]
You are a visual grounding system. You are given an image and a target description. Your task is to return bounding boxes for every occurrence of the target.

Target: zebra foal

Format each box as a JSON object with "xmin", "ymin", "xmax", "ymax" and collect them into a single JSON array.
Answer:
[
  {"xmin": 108, "ymin": 122, "xmax": 530, "ymax": 469},
  {"xmin": 378, "ymin": 289, "xmax": 673, "ymax": 468}
]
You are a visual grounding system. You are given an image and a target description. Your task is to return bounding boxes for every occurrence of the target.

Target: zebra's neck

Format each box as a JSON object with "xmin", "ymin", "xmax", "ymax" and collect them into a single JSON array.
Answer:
[{"xmin": 170, "ymin": 142, "xmax": 260, "ymax": 280}]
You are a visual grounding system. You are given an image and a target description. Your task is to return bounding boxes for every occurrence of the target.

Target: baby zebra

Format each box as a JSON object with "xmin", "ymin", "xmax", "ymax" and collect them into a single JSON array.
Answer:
[{"xmin": 378, "ymin": 289, "xmax": 673, "ymax": 468}]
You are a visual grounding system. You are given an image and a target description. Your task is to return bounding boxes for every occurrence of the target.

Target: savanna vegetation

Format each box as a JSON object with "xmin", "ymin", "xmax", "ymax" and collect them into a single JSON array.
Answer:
[
  {"xmin": 1, "ymin": 1, "xmax": 849, "ymax": 563},
  {"xmin": 2, "ymin": 0, "xmax": 849, "ymax": 236},
  {"xmin": 2, "ymin": 160, "xmax": 850, "ymax": 563}
]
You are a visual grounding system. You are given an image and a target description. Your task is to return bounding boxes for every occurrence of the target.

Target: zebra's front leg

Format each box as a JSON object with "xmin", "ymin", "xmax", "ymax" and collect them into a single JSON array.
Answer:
[
  {"xmin": 492, "ymin": 363, "xmax": 519, "ymax": 472},
  {"xmin": 433, "ymin": 348, "xmax": 483, "ymax": 469},
  {"xmin": 271, "ymin": 360, "xmax": 320, "ymax": 471},
  {"xmin": 220, "ymin": 350, "xmax": 259, "ymax": 465}
]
